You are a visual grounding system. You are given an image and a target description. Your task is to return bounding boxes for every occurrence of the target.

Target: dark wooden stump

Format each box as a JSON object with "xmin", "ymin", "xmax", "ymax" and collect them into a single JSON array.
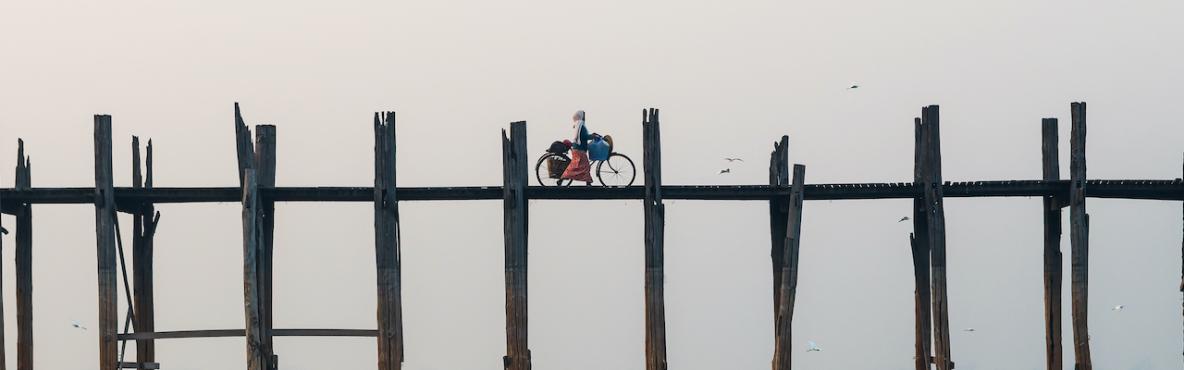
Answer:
[
  {"xmin": 94, "ymin": 116, "xmax": 118, "ymax": 370},
  {"xmin": 1069, "ymin": 102, "xmax": 1092, "ymax": 370},
  {"xmin": 1041, "ymin": 118, "xmax": 1063, "ymax": 370},
  {"xmin": 501, "ymin": 122, "xmax": 530, "ymax": 370},
  {"xmin": 374, "ymin": 112, "xmax": 404, "ymax": 370},
  {"xmin": 772, "ymin": 164, "xmax": 805, "ymax": 370},
  {"xmin": 642, "ymin": 109, "xmax": 667, "ymax": 370}
]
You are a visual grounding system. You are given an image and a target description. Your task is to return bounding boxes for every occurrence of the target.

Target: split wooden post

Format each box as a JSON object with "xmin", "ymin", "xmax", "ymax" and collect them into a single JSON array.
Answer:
[
  {"xmin": 769, "ymin": 136, "xmax": 790, "ymax": 321},
  {"xmin": 642, "ymin": 108, "xmax": 668, "ymax": 370},
  {"xmin": 772, "ymin": 164, "xmax": 805, "ymax": 370},
  {"xmin": 910, "ymin": 118, "xmax": 933, "ymax": 370},
  {"xmin": 15, "ymin": 140, "xmax": 33, "ymax": 370},
  {"xmin": 501, "ymin": 121, "xmax": 530, "ymax": 370},
  {"xmin": 920, "ymin": 106, "xmax": 953, "ymax": 370},
  {"xmin": 1069, "ymin": 102, "xmax": 1092, "ymax": 370},
  {"xmin": 132, "ymin": 137, "xmax": 160, "ymax": 370},
  {"xmin": 255, "ymin": 125, "xmax": 277, "ymax": 366},
  {"xmin": 14, "ymin": 140, "xmax": 33, "ymax": 370},
  {"xmin": 1180, "ymin": 152, "xmax": 1183, "ymax": 362},
  {"xmin": 1041, "ymin": 118, "xmax": 1063, "ymax": 370},
  {"xmin": 94, "ymin": 115, "xmax": 118, "ymax": 370},
  {"xmin": 241, "ymin": 169, "xmax": 269, "ymax": 370},
  {"xmin": 374, "ymin": 112, "xmax": 404, "ymax": 370}
]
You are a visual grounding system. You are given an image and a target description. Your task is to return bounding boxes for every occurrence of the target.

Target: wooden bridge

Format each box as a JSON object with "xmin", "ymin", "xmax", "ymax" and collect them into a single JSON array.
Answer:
[{"xmin": 0, "ymin": 102, "xmax": 1180, "ymax": 370}]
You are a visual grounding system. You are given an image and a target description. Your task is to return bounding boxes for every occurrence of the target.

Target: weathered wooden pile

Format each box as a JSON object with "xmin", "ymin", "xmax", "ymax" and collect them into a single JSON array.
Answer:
[{"xmin": 0, "ymin": 102, "xmax": 1180, "ymax": 370}]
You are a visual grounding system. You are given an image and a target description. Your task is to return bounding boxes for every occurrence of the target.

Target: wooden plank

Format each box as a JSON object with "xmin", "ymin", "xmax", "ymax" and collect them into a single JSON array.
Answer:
[
  {"xmin": 2, "ymin": 181, "xmax": 1182, "ymax": 205},
  {"xmin": 15, "ymin": 139, "xmax": 32, "ymax": 370},
  {"xmin": 116, "ymin": 362, "xmax": 159, "ymax": 370},
  {"xmin": 769, "ymin": 136, "xmax": 789, "ymax": 322},
  {"xmin": 234, "ymin": 103, "xmax": 255, "ymax": 188},
  {"xmin": 132, "ymin": 138, "xmax": 158, "ymax": 370},
  {"xmin": 94, "ymin": 115, "xmax": 118, "ymax": 370},
  {"xmin": 911, "ymin": 117, "xmax": 933, "ymax": 370},
  {"xmin": 254, "ymin": 125, "xmax": 276, "ymax": 364},
  {"xmin": 1041, "ymin": 118, "xmax": 1063, "ymax": 370},
  {"xmin": 116, "ymin": 328, "xmax": 379, "ymax": 340},
  {"xmin": 642, "ymin": 108, "xmax": 667, "ymax": 370},
  {"xmin": 772, "ymin": 164, "xmax": 805, "ymax": 370},
  {"xmin": 921, "ymin": 106, "xmax": 953, "ymax": 370},
  {"xmin": 374, "ymin": 112, "xmax": 404, "ymax": 370},
  {"xmin": 1069, "ymin": 102, "xmax": 1092, "ymax": 370},
  {"xmin": 241, "ymin": 169, "xmax": 269, "ymax": 370},
  {"xmin": 502, "ymin": 121, "xmax": 530, "ymax": 370},
  {"xmin": 1180, "ymin": 151, "xmax": 1183, "ymax": 364}
]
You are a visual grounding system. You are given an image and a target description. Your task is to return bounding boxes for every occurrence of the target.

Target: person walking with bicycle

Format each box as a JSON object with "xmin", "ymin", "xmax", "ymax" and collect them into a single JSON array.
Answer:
[{"xmin": 562, "ymin": 110, "xmax": 594, "ymax": 186}]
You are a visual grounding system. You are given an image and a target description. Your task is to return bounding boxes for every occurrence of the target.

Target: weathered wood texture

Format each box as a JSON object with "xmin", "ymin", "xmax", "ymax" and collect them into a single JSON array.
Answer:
[
  {"xmin": 920, "ymin": 106, "xmax": 953, "ymax": 370},
  {"xmin": 769, "ymin": 136, "xmax": 789, "ymax": 321},
  {"xmin": 94, "ymin": 116, "xmax": 118, "ymax": 370},
  {"xmin": 132, "ymin": 138, "xmax": 160, "ymax": 370},
  {"xmin": 254, "ymin": 125, "xmax": 277, "ymax": 366},
  {"xmin": 1041, "ymin": 118, "xmax": 1063, "ymax": 370},
  {"xmin": 1181, "ymin": 152, "xmax": 1183, "ymax": 362},
  {"xmin": 241, "ymin": 169, "xmax": 269, "ymax": 370},
  {"xmin": 911, "ymin": 118, "xmax": 933, "ymax": 370},
  {"xmin": 0, "ymin": 142, "xmax": 6, "ymax": 370},
  {"xmin": 374, "ymin": 112, "xmax": 404, "ymax": 370},
  {"xmin": 117, "ymin": 328, "xmax": 378, "ymax": 341},
  {"xmin": 15, "ymin": 140, "xmax": 33, "ymax": 370},
  {"xmin": 501, "ymin": 122, "xmax": 530, "ymax": 370},
  {"xmin": 1069, "ymin": 102, "xmax": 1092, "ymax": 370},
  {"xmin": 500, "ymin": 122, "xmax": 530, "ymax": 369},
  {"xmin": 772, "ymin": 164, "xmax": 805, "ymax": 370},
  {"xmin": 642, "ymin": 108, "xmax": 668, "ymax": 370}
]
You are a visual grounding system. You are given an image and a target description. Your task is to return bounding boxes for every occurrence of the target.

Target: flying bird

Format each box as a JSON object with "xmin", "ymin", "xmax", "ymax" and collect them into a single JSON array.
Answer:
[
  {"xmin": 898, "ymin": 216, "xmax": 910, "ymax": 222},
  {"xmin": 962, "ymin": 328, "xmax": 976, "ymax": 332},
  {"xmin": 1112, "ymin": 305, "xmax": 1125, "ymax": 311},
  {"xmin": 806, "ymin": 340, "xmax": 821, "ymax": 352},
  {"xmin": 72, "ymin": 320, "xmax": 87, "ymax": 331},
  {"xmin": 724, "ymin": 158, "xmax": 744, "ymax": 162},
  {"xmin": 719, "ymin": 169, "xmax": 731, "ymax": 174},
  {"xmin": 847, "ymin": 84, "xmax": 859, "ymax": 90}
]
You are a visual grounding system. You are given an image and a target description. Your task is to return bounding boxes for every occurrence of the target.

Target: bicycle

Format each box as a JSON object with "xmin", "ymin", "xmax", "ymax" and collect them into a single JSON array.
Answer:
[{"xmin": 535, "ymin": 137, "xmax": 636, "ymax": 187}]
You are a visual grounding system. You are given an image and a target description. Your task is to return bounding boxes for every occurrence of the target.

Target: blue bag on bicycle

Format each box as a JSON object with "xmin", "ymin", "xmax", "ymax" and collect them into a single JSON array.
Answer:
[{"xmin": 588, "ymin": 137, "xmax": 610, "ymax": 161}]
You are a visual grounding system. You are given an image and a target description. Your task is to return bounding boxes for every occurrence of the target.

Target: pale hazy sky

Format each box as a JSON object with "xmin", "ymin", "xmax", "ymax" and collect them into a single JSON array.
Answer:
[{"xmin": 1, "ymin": 1, "xmax": 1183, "ymax": 369}]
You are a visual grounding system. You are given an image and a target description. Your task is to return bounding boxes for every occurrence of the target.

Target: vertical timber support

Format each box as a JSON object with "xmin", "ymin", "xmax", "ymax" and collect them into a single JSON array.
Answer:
[
  {"xmin": 255, "ymin": 125, "xmax": 277, "ymax": 368},
  {"xmin": 94, "ymin": 115, "xmax": 118, "ymax": 370},
  {"xmin": 911, "ymin": 118, "xmax": 933, "ymax": 370},
  {"xmin": 235, "ymin": 104, "xmax": 272, "ymax": 370},
  {"xmin": 15, "ymin": 140, "xmax": 33, "ymax": 370},
  {"xmin": 242, "ymin": 169, "xmax": 268, "ymax": 370},
  {"xmin": 501, "ymin": 121, "xmax": 530, "ymax": 370},
  {"xmin": 132, "ymin": 138, "xmax": 160, "ymax": 370},
  {"xmin": 1041, "ymin": 118, "xmax": 1063, "ymax": 370},
  {"xmin": 1069, "ymin": 102, "xmax": 1092, "ymax": 370},
  {"xmin": 769, "ymin": 136, "xmax": 789, "ymax": 321},
  {"xmin": 772, "ymin": 164, "xmax": 806, "ymax": 370},
  {"xmin": 920, "ymin": 106, "xmax": 953, "ymax": 370},
  {"xmin": 374, "ymin": 112, "xmax": 404, "ymax": 370},
  {"xmin": 642, "ymin": 108, "xmax": 668, "ymax": 370},
  {"xmin": 0, "ymin": 143, "xmax": 6, "ymax": 370}
]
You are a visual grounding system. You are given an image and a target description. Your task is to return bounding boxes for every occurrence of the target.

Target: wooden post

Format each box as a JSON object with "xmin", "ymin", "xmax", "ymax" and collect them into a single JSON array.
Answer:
[
  {"xmin": 15, "ymin": 140, "xmax": 33, "ymax": 370},
  {"xmin": 920, "ymin": 106, "xmax": 953, "ymax": 370},
  {"xmin": 1069, "ymin": 102, "xmax": 1092, "ymax": 369},
  {"xmin": 374, "ymin": 112, "xmax": 404, "ymax": 370},
  {"xmin": 911, "ymin": 118, "xmax": 933, "ymax": 370},
  {"xmin": 769, "ymin": 136, "xmax": 789, "ymax": 321},
  {"xmin": 1180, "ymin": 152, "xmax": 1183, "ymax": 363},
  {"xmin": 642, "ymin": 108, "xmax": 667, "ymax": 370},
  {"xmin": 0, "ymin": 143, "xmax": 6, "ymax": 370},
  {"xmin": 133, "ymin": 138, "xmax": 159, "ymax": 370},
  {"xmin": 94, "ymin": 115, "xmax": 118, "ymax": 370},
  {"xmin": 1041, "ymin": 118, "xmax": 1063, "ymax": 370},
  {"xmin": 241, "ymin": 169, "xmax": 268, "ymax": 370},
  {"xmin": 772, "ymin": 164, "xmax": 805, "ymax": 370},
  {"xmin": 12, "ymin": 140, "xmax": 32, "ymax": 370},
  {"xmin": 501, "ymin": 121, "xmax": 530, "ymax": 370},
  {"xmin": 254, "ymin": 125, "xmax": 277, "ymax": 366},
  {"xmin": 234, "ymin": 103, "xmax": 255, "ymax": 188}
]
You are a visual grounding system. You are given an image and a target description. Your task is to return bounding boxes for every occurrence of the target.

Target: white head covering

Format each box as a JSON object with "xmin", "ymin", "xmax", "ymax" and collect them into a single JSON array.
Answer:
[{"xmin": 573, "ymin": 110, "xmax": 585, "ymax": 124}]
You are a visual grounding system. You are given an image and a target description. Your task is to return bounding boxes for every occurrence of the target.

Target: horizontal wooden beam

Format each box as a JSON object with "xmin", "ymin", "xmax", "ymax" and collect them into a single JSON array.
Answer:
[
  {"xmin": 115, "ymin": 328, "xmax": 378, "ymax": 341},
  {"xmin": 0, "ymin": 180, "xmax": 1180, "ymax": 205},
  {"xmin": 117, "ymin": 362, "xmax": 159, "ymax": 369}
]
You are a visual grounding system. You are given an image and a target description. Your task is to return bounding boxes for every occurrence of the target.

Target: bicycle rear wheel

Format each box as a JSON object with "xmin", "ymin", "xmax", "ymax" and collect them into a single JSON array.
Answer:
[
  {"xmin": 535, "ymin": 153, "xmax": 574, "ymax": 187},
  {"xmin": 596, "ymin": 153, "xmax": 636, "ymax": 187}
]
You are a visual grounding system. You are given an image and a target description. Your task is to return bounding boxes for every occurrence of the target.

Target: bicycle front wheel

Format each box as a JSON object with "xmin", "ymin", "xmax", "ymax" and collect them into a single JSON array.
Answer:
[{"xmin": 596, "ymin": 153, "xmax": 636, "ymax": 187}]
